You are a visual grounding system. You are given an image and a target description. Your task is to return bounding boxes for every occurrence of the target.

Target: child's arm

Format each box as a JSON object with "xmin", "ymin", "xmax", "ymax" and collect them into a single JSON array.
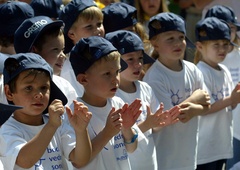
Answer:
[
  {"xmin": 66, "ymin": 100, "xmax": 92, "ymax": 168},
  {"xmin": 138, "ymin": 103, "xmax": 180, "ymax": 133},
  {"xmin": 16, "ymin": 99, "xmax": 64, "ymax": 168},
  {"xmin": 202, "ymin": 83, "xmax": 240, "ymax": 115},
  {"xmin": 121, "ymin": 99, "xmax": 142, "ymax": 153},
  {"xmin": 178, "ymin": 89, "xmax": 211, "ymax": 123},
  {"xmin": 90, "ymin": 108, "xmax": 122, "ymax": 159}
]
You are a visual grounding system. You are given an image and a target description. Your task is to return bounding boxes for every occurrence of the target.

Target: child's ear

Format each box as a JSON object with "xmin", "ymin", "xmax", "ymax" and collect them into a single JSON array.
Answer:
[
  {"xmin": 196, "ymin": 41, "xmax": 203, "ymax": 51},
  {"xmin": 4, "ymin": 85, "xmax": 13, "ymax": 102},
  {"xmin": 76, "ymin": 73, "xmax": 88, "ymax": 86},
  {"xmin": 31, "ymin": 46, "xmax": 39, "ymax": 53},
  {"xmin": 67, "ymin": 29, "xmax": 75, "ymax": 41}
]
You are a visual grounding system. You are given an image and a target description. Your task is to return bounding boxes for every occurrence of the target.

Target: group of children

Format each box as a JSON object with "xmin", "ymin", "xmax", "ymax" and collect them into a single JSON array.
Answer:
[{"xmin": 1, "ymin": 0, "xmax": 240, "ymax": 170}]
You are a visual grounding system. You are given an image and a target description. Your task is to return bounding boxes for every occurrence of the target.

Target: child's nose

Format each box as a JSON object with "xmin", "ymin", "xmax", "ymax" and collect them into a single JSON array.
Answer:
[{"xmin": 34, "ymin": 91, "xmax": 43, "ymax": 99}]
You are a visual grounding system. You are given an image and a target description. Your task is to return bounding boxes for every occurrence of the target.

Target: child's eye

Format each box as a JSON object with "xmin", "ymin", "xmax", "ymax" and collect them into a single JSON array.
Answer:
[
  {"xmin": 104, "ymin": 72, "xmax": 110, "ymax": 76},
  {"xmin": 97, "ymin": 22, "xmax": 102, "ymax": 28},
  {"xmin": 179, "ymin": 36, "xmax": 185, "ymax": 40},
  {"xmin": 25, "ymin": 86, "xmax": 32, "ymax": 91},
  {"xmin": 41, "ymin": 85, "xmax": 49, "ymax": 92}
]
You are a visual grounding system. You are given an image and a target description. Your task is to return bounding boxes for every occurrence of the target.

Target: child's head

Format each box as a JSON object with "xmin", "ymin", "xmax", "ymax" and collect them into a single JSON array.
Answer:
[
  {"xmin": 14, "ymin": 16, "xmax": 65, "ymax": 75},
  {"xmin": 3, "ymin": 53, "xmax": 67, "ymax": 114},
  {"xmin": 205, "ymin": 5, "xmax": 240, "ymax": 45},
  {"xmin": 135, "ymin": 0, "xmax": 169, "ymax": 23},
  {"xmin": 194, "ymin": 17, "xmax": 231, "ymax": 66},
  {"xmin": 0, "ymin": 1, "xmax": 34, "ymax": 50},
  {"xmin": 70, "ymin": 36, "xmax": 123, "ymax": 101},
  {"xmin": 105, "ymin": 30, "xmax": 155, "ymax": 82},
  {"xmin": 102, "ymin": 2, "xmax": 149, "ymax": 55},
  {"xmin": 30, "ymin": 0, "xmax": 64, "ymax": 20},
  {"xmin": 148, "ymin": 12, "xmax": 193, "ymax": 61},
  {"xmin": 59, "ymin": 0, "xmax": 104, "ymax": 53}
]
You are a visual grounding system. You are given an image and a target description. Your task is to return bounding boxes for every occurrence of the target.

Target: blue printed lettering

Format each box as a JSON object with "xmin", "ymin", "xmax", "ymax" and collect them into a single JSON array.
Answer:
[
  {"xmin": 52, "ymin": 164, "xmax": 63, "ymax": 170},
  {"xmin": 47, "ymin": 147, "xmax": 59, "ymax": 153},
  {"xmin": 49, "ymin": 154, "xmax": 62, "ymax": 161},
  {"xmin": 114, "ymin": 142, "xmax": 125, "ymax": 149},
  {"xmin": 114, "ymin": 134, "xmax": 123, "ymax": 141}
]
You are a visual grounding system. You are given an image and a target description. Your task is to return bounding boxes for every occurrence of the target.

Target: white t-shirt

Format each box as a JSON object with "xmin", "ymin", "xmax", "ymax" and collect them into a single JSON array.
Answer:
[
  {"xmin": 0, "ymin": 115, "xmax": 76, "ymax": 170},
  {"xmin": 143, "ymin": 59, "xmax": 205, "ymax": 170},
  {"xmin": 0, "ymin": 75, "xmax": 7, "ymax": 104},
  {"xmin": 60, "ymin": 57, "xmax": 84, "ymax": 97},
  {"xmin": 116, "ymin": 80, "xmax": 159, "ymax": 170},
  {"xmin": 221, "ymin": 48, "xmax": 240, "ymax": 141},
  {"xmin": 53, "ymin": 75, "xmax": 77, "ymax": 107},
  {"xmin": 74, "ymin": 96, "xmax": 145, "ymax": 170},
  {"xmin": 196, "ymin": 61, "xmax": 234, "ymax": 164}
]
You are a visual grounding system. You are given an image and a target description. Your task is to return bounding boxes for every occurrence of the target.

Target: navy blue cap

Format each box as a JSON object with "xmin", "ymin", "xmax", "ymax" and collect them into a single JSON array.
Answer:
[
  {"xmin": 0, "ymin": 1, "xmax": 34, "ymax": 36},
  {"xmin": 70, "ymin": 36, "xmax": 127, "ymax": 76},
  {"xmin": 14, "ymin": 16, "xmax": 64, "ymax": 53},
  {"xmin": 3, "ymin": 53, "xmax": 68, "ymax": 114},
  {"xmin": 205, "ymin": 5, "xmax": 240, "ymax": 30},
  {"xmin": 59, "ymin": 0, "xmax": 97, "ymax": 53},
  {"xmin": 195, "ymin": 17, "xmax": 231, "ymax": 42},
  {"xmin": 30, "ymin": 0, "xmax": 64, "ymax": 19},
  {"xmin": 148, "ymin": 12, "xmax": 195, "ymax": 48},
  {"xmin": 105, "ymin": 30, "xmax": 155, "ymax": 64},
  {"xmin": 0, "ymin": 53, "xmax": 8, "ymax": 73},
  {"xmin": 0, "ymin": 103, "xmax": 23, "ymax": 126},
  {"xmin": 102, "ymin": 2, "xmax": 137, "ymax": 34}
]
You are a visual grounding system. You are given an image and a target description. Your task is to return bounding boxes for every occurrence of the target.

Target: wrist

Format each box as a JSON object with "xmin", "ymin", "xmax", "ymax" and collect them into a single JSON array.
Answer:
[{"xmin": 124, "ymin": 127, "xmax": 138, "ymax": 144}]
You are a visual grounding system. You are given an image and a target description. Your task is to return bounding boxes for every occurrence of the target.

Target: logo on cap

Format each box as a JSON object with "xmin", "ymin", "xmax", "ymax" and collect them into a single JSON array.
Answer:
[{"xmin": 24, "ymin": 19, "xmax": 48, "ymax": 38}]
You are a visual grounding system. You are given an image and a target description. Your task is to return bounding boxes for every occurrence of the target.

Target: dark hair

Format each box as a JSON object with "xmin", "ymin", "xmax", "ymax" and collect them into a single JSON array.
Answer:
[
  {"xmin": 33, "ymin": 26, "xmax": 64, "ymax": 51},
  {"xmin": 7, "ymin": 69, "xmax": 49, "ymax": 93},
  {"xmin": 0, "ymin": 35, "xmax": 14, "ymax": 47}
]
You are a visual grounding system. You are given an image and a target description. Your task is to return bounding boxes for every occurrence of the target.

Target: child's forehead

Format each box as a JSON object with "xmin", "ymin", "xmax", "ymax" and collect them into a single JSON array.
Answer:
[
  {"xmin": 159, "ymin": 30, "xmax": 185, "ymax": 37},
  {"xmin": 89, "ymin": 56, "xmax": 120, "ymax": 70}
]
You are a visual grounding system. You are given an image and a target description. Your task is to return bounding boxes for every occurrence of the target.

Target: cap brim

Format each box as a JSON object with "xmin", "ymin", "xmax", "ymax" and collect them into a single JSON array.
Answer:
[
  {"xmin": 28, "ymin": 20, "xmax": 64, "ymax": 52},
  {"xmin": 143, "ymin": 52, "xmax": 155, "ymax": 64},
  {"xmin": 43, "ymin": 80, "xmax": 68, "ymax": 114},
  {"xmin": 64, "ymin": 34, "xmax": 74, "ymax": 54},
  {"xmin": 120, "ymin": 59, "xmax": 128, "ymax": 72},
  {"xmin": 0, "ymin": 103, "xmax": 23, "ymax": 125}
]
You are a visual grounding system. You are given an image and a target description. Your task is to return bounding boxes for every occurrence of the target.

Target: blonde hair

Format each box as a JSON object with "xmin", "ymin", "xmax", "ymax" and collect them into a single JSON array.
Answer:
[
  {"xmin": 194, "ymin": 50, "xmax": 202, "ymax": 65},
  {"xmin": 76, "ymin": 6, "xmax": 103, "ymax": 23},
  {"xmin": 91, "ymin": 51, "xmax": 121, "ymax": 67},
  {"xmin": 135, "ymin": 0, "xmax": 169, "ymax": 24}
]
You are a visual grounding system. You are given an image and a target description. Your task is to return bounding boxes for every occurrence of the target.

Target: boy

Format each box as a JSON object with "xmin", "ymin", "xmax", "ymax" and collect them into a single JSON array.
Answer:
[
  {"xmin": 69, "ymin": 36, "xmax": 143, "ymax": 170},
  {"xmin": 59, "ymin": 0, "xmax": 105, "ymax": 97},
  {"xmin": 106, "ymin": 30, "xmax": 181, "ymax": 170},
  {"xmin": 0, "ymin": 53, "xmax": 92, "ymax": 169},
  {"xmin": 14, "ymin": 16, "xmax": 77, "ymax": 107},
  {"xmin": 143, "ymin": 12, "xmax": 211, "ymax": 170},
  {"xmin": 0, "ymin": 1, "xmax": 34, "ymax": 104},
  {"xmin": 0, "ymin": 1, "xmax": 34, "ymax": 55}
]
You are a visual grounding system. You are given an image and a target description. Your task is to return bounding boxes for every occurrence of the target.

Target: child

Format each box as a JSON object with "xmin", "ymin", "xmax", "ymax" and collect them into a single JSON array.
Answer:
[
  {"xmin": 0, "ymin": 53, "xmax": 92, "ymax": 169},
  {"xmin": 204, "ymin": 5, "xmax": 240, "ymax": 169},
  {"xmin": 143, "ymin": 12, "xmax": 211, "ymax": 170},
  {"xmin": 106, "ymin": 30, "xmax": 181, "ymax": 170},
  {"xmin": 102, "ymin": 2, "xmax": 153, "ymax": 77},
  {"xmin": 0, "ymin": 1, "xmax": 34, "ymax": 55},
  {"xmin": 59, "ymin": 0, "xmax": 105, "ymax": 97},
  {"xmin": 14, "ymin": 16, "xmax": 77, "ymax": 107},
  {"xmin": 0, "ymin": 1, "xmax": 33, "ymax": 104},
  {"xmin": 135, "ymin": 0, "xmax": 169, "ymax": 33},
  {"xmin": 194, "ymin": 17, "xmax": 240, "ymax": 170},
  {"xmin": 69, "ymin": 36, "xmax": 143, "ymax": 170}
]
